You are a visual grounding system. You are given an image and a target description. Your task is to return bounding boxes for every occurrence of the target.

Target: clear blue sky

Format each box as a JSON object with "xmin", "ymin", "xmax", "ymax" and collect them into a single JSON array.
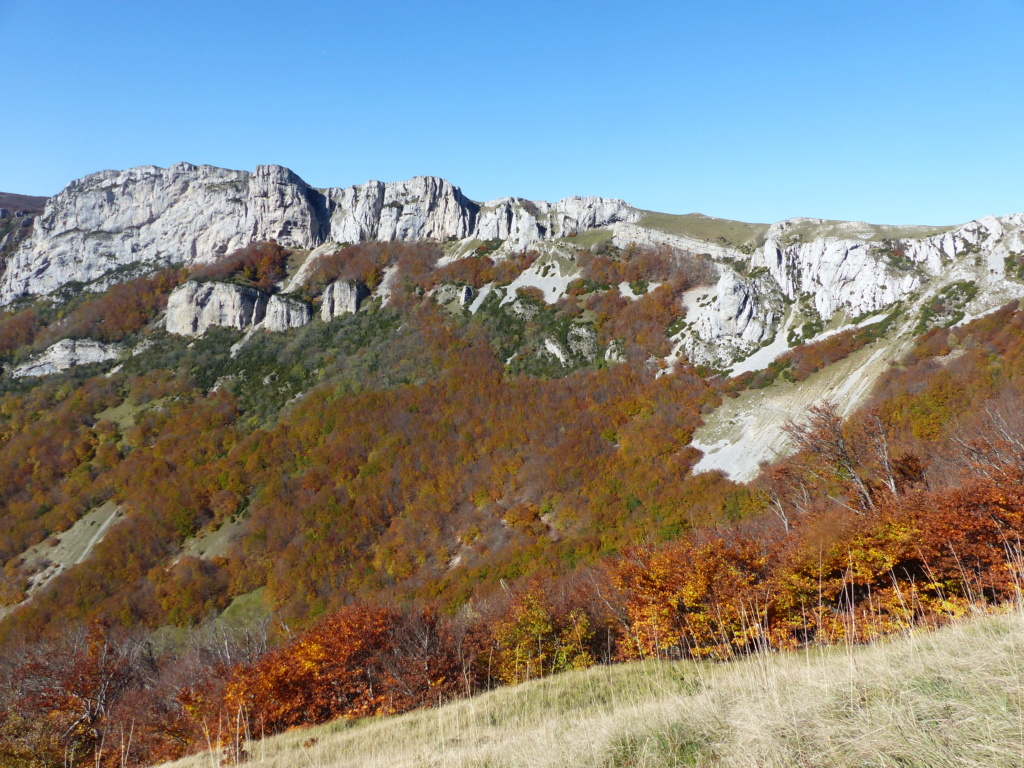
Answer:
[{"xmin": 2, "ymin": 0, "xmax": 1023, "ymax": 225}]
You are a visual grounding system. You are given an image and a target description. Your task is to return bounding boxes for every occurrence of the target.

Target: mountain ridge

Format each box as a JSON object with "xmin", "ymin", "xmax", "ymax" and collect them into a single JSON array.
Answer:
[
  {"xmin": 5, "ymin": 163, "xmax": 1024, "ymax": 373},
  {"xmin": 6, "ymin": 164, "xmax": 1024, "ymax": 445}
]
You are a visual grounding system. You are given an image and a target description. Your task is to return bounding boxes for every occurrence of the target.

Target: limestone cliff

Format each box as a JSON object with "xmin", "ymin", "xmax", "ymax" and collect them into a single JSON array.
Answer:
[
  {"xmin": 165, "ymin": 281, "xmax": 268, "ymax": 336},
  {"xmin": 263, "ymin": 295, "xmax": 313, "ymax": 332},
  {"xmin": 677, "ymin": 213, "xmax": 1024, "ymax": 368},
  {"xmin": 9, "ymin": 161, "xmax": 1024, "ymax": 379},
  {"xmin": 321, "ymin": 279, "xmax": 369, "ymax": 321},
  {"xmin": 1, "ymin": 164, "xmax": 325, "ymax": 303},
  {"xmin": 10, "ymin": 339, "xmax": 123, "ymax": 378},
  {"xmin": 0, "ymin": 164, "xmax": 639, "ymax": 304}
]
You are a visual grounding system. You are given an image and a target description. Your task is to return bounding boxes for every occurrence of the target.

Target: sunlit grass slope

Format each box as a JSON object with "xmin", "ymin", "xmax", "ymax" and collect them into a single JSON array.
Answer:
[{"xmin": 164, "ymin": 608, "xmax": 1024, "ymax": 768}]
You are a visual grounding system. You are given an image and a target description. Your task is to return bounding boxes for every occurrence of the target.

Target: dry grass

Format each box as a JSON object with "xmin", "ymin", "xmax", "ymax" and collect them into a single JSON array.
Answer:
[{"xmin": 161, "ymin": 607, "xmax": 1024, "ymax": 768}]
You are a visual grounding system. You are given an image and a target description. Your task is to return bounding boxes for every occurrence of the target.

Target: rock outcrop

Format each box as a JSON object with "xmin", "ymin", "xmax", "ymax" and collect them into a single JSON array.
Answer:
[
  {"xmin": 10, "ymin": 339, "xmax": 123, "ymax": 378},
  {"xmin": 0, "ymin": 164, "xmax": 642, "ymax": 304},
  {"xmin": 263, "ymin": 295, "xmax": 312, "ymax": 331},
  {"xmin": 321, "ymin": 279, "xmax": 369, "ymax": 321},
  {"xmin": 434, "ymin": 283, "xmax": 475, "ymax": 307},
  {"xmin": 324, "ymin": 176, "xmax": 476, "ymax": 244},
  {"xmin": 166, "ymin": 281, "xmax": 268, "ymax": 336},
  {"xmin": 1, "ymin": 164, "xmax": 325, "ymax": 303},
  {"xmin": 695, "ymin": 271, "xmax": 782, "ymax": 347},
  {"xmin": 476, "ymin": 196, "xmax": 640, "ymax": 250},
  {"xmin": 10, "ymin": 161, "xmax": 1024, "ymax": 379},
  {"xmin": 678, "ymin": 213, "xmax": 1024, "ymax": 367}
]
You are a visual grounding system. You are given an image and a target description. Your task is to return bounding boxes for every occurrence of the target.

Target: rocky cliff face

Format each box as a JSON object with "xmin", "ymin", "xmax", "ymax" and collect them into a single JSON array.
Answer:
[
  {"xmin": 677, "ymin": 213, "xmax": 1024, "ymax": 367},
  {"xmin": 324, "ymin": 176, "xmax": 477, "ymax": 244},
  {"xmin": 9, "ymin": 161, "xmax": 1024, "ymax": 378},
  {"xmin": 0, "ymin": 164, "xmax": 325, "ymax": 303},
  {"xmin": 688, "ymin": 271, "xmax": 785, "ymax": 362},
  {"xmin": 166, "ymin": 281, "xmax": 269, "ymax": 336},
  {"xmin": 10, "ymin": 339, "xmax": 123, "ymax": 378},
  {"xmin": 476, "ymin": 196, "xmax": 641, "ymax": 250},
  {"xmin": 0, "ymin": 164, "xmax": 640, "ymax": 304},
  {"xmin": 321, "ymin": 279, "xmax": 369, "ymax": 321},
  {"xmin": 263, "ymin": 295, "xmax": 313, "ymax": 332}
]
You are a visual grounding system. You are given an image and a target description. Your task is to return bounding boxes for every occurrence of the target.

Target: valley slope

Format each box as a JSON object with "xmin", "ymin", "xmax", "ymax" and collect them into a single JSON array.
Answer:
[{"xmin": 3, "ymin": 164, "xmax": 1024, "ymax": 767}]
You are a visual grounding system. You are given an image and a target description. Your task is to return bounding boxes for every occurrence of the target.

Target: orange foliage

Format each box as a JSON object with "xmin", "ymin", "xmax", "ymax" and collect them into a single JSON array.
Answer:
[
  {"xmin": 0, "ymin": 307, "xmax": 40, "ymax": 359},
  {"xmin": 28, "ymin": 269, "xmax": 185, "ymax": 348},
  {"xmin": 191, "ymin": 241, "xmax": 290, "ymax": 291},
  {"xmin": 222, "ymin": 604, "xmax": 462, "ymax": 735}
]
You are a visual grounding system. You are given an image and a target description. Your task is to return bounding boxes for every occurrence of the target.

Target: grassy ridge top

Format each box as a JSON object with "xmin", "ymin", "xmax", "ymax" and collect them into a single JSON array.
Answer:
[
  {"xmin": 638, "ymin": 212, "xmax": 770, "ymax": 249},
  {"xmin": 779, "ymin": 218, "xmax": 955, "ymax": 243},
  {"xmin": 0, "ymin": 192, "xmax": 48, "ymax": 214},
  {"xmin": 638, "ymin": 211, "xmax": 956, "ymax": 249},
  {"xmin": 163, "ymin": 608, "xmax": 1024, "ymax": 768}
]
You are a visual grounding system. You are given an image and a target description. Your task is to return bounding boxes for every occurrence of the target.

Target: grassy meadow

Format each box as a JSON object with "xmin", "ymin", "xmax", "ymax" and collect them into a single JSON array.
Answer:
[{"xmin": 163, "ymin": 607, "xmax": 1024, "ymax": 768}]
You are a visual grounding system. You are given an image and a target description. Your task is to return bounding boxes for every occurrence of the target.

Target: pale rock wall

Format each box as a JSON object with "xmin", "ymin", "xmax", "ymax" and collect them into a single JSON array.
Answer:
[
  {"xmin": 683, "ymin": 214, "xmax": 1024, "ymax": 367},
  {"xmin": 477, "ymin": 197, "xmax": 641, "ymax": 250},
  {"xmin": 685, "ymin": 271, "xmax": 784, "ymax": 366},
  {"xmin": 11, "ymin": 339, "xmax": 123, "ymax": 378},
  {"xmin": 0, "ymin": 164, "xmax": 642, "ymax": 304},
  {"xmin": 165, "ymin": 281, "xmax": 268, "ymax": 336},
  {"xmin": 263, "ymin": 295, "xmax": 312, "ymax": 331},
  {"xmin": 321, "ymin": 279, "xmax": 369, "ymax": 321},
  {"xmin": 0, "ymin": 163, "xmax": 324, "ymax": 303},
  {"xmin": 325, "ymin": 177, "xmax": 476, "ymax": 243}
]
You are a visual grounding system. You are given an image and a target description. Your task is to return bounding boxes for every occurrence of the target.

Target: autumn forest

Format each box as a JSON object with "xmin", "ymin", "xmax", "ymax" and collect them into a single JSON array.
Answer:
[{"xmin": 2, "ymin": 240, "xmax": 1024, "ymax": 767}]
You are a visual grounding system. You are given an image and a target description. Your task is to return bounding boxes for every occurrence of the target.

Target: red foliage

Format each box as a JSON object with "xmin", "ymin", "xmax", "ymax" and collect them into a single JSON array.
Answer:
[
  {"xmin": 191, "ymin": 242, "xmax": 290, "ymax": 292},
  {"xmin": 38, "ymin": 269, "xmax": 184, "ymax": 344},
  {"xmin": 0, "ymin": 307, "xmax": 40, "ymax": 359},
  {"xmin": 221, "ymin": 603, "xmax": 463, "ymax": 735}
]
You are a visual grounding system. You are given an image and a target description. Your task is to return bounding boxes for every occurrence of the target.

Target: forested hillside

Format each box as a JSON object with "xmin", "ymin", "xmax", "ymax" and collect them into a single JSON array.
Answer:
[{"xmin": 3, "ymin": 169, "xmax": 1024, "ymax": 766}]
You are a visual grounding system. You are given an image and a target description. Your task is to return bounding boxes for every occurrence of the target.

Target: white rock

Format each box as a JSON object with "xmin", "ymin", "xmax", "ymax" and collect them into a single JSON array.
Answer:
[
  {"xmin": 681, "ymin": 213, "xmax": 1024, "ymax": 367},
  {"xmin": 11, "ymin": 339, "xmax": 123, "ymax": 378},
  {"xmin": 165, "ymin": 281, "xmax": 268, "ymax": 336},
  {"xmin": 263, "ymin": 295, "xmax": 312, "ymax": 331},
  {"xmin": 543, "ymin": 338, "xmax": 569, "ymax": 365},
  {"xmin": 1, "ymin": 163, "xmax": 323, "ymax": 304},
  {"xmin": 0, "ymin": 164, "xmax": 644, "ymax": 304},
  {"xmin": 477, "ymin": 196, "xmax": 640, "ymax": 250},
  {"xmin": 326, "ymin": 176, "xmax": 476, "ymax": 243},
  {"xmin": 684, "ymin": 270, "xmax": 785, "ymax": 367},
  {"xmin": 567, "ymin": 325, "xmax": 598, "ymax": 360},
  {"xmin": 320, "ymin": 279, "xmax": 369, "ymax": 321}
]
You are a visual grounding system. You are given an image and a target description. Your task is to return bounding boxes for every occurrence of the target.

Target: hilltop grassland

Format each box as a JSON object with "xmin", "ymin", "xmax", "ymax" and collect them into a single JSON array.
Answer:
[{"xmin": 164, "ymin": 608, "xmax": 1024, "ymax": 768}]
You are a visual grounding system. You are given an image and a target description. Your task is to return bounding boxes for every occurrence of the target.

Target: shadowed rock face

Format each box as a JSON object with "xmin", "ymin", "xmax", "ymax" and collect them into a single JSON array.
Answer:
[
  {"xmin": 165, "ymin": 281, "xmax": 269, "ymax": 336},
  {"xmin": 0, "ymin": 164, "xmax": 639, "ymax": 304}
]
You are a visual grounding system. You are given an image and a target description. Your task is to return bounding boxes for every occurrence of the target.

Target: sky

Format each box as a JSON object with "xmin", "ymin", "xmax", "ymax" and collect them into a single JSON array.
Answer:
[{"xmin": 2, "ymin": 0, "xmax": 1023, "ymax": 225}]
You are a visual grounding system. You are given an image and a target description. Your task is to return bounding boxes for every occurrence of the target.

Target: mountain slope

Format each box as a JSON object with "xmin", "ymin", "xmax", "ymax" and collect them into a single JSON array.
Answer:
[
  {"xmin": 5, "ymin": 163, "xmax": 1024, "ymax": 767},
  {"xmin": 161, "ymin": 608, "xmax": 1024, "ymax": 768}
]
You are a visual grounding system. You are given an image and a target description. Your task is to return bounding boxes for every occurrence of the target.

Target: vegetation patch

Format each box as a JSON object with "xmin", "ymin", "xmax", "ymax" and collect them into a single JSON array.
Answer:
[
  {"xmin": 730, "ymin": 308, "xmax": 900, "ymax": 391},
  {"xmin": 786, "ymin": 294, "xmax": 825, "ymax": 346},
  {"xmin": 638, "ymin": 211, "xmax": 769, "ymax": 251},
  {"xmin": 1005, "ymin": 251, "xmax": 1024, "ymax": 280},
  {"xmin": 914, "ymin": 280, "xmax": 977, "ymax": 334},
  {"xmin": 874, "ymin": 238, "xmax": 919, "ymax": 273}
]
